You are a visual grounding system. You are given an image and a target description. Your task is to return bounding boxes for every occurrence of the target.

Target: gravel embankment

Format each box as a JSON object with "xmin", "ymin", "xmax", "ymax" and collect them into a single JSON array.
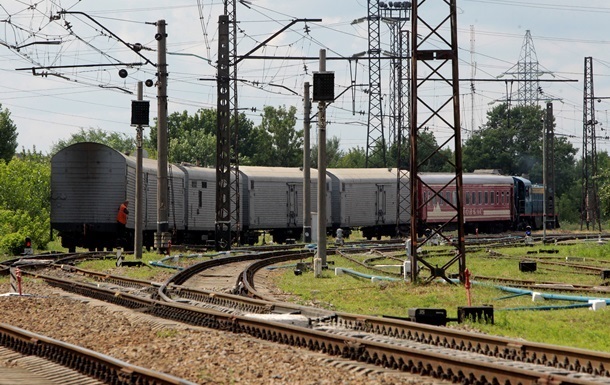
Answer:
[{"xmin": 0, "ymin": 279, "xmax": 439, "ymax": 385}]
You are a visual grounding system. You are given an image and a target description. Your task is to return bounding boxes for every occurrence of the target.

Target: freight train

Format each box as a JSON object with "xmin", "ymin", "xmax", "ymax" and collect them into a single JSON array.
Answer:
[{"xmin": 50, "ymin": 142, "xmax": 555, "ymax": 251}]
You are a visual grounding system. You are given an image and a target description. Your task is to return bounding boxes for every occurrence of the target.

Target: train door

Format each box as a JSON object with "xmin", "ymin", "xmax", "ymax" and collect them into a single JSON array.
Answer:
[
  {"xmin": 514, "ymin": 179, "xmax": 526, "ymax": 216},
  {"xmin": 375, "ymin": 184, "xmax": 387, "ymax": 224},
  {"xmin": 286, "ymin": 183, "xmax": 298, "ymax": 227}
]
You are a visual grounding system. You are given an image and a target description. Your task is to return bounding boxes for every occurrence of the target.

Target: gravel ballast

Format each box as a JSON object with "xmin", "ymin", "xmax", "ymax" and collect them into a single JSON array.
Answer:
[{"xmin": 0, "ymin": 280, "xmax": 438, "ymax": 384}]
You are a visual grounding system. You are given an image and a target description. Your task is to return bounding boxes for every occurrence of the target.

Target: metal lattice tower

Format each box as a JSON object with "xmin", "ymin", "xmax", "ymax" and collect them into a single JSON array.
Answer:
[
  {"xmin": 226, "ymin": 0, "xmax": 241, "ymax": 246},
  {"xmin": 378, "ymin": 4, "xmax": 411, "ymax": 236},
  {"xmin": 410, "ymin": 0, "xmax": 466, "ymax": 284},
  {"xmin": 503, "ymin": 30, "xmax": 548, "ymax": 106},
  {"xmin": 215, "ymin": 0, "xmax": 240, "ymax": 251},
  {"xmin": 215, "ymin": 15, "xmax": 232, "ymax": 251},
  {"xmin": 365, "ymin": 0, "xmax": 386, "ymax": 168},
  {"xmin": 581, "ymin": 57, "xmax": 602, "ymax": 231},
  {"xmin": 517, "ymin": 31, "xmax": 539, "ymax": 106},
  {"xmin": 381, "ymin": 3, "xmax": 410, "ymax": 153}
]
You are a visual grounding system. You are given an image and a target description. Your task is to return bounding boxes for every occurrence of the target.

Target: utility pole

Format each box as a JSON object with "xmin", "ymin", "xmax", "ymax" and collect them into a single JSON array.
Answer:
[
  {"xmin": 581, "ymin": 57, "xmax": 602, "ymax": 232},
  {"xmin": 216, "ymin": 15, "xmax": 232, "ymax": 250},
  {"xmin": 365, "ymin": 0, "xmax": 386, "ymax": 168},
  {"xmin": 134, "ymin": 81, "xmax": 144, "ymax": 259},
  {"xmin": 155, "ymin": 19, "xmax": 170, "ymax": 253},
  {"xmin": 303, "ymin": 82, "xmax": 312, "ymax": 243},
  {"xmin": 543, "ymin": 102, "xmax": 555, "ymax": 239},
  {"xmin": 470, "ymin": 25, "xmax": 476, "ymax": 137},
  {"xmin": 226, "ymin": 0, "xmax": 241, "ymax": 247},
  {"xmin": 316, "ymin": 49, "xmax": 328, "ymax": 268}
]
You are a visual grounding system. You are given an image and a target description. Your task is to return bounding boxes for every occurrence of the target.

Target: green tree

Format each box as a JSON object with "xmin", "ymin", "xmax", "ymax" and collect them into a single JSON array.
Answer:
[
  {"xmin": 335, "ymin": 146, "xmax": 366, "ymax": 168},
  {"xmin": 310, "ymin": 136, "xmax": 345, "ymax": 168},
  {"xmin": 149, "ymin": 109, "xmax": 257, "ymax": 165},
  {"xmin": 594, "ymin": 152, "xmax": 610, "ymax": 219},
  {"xmin": 249, "ymin": 105, "xmax": 302, "ymax": 167},
  {"xmin": 0, "ymin": 104, "xmax": 18, "ymax": 163},
  {"xmin": 464, "ymin": 104, "xmax": 543, "ymax": 176},
  {"xmin": 388, "ymin": 130, "xmax": 454, "ymax": 172},
  {"xmin": 0, "ymin": 149, "xmax": 51, "ymax": 253},
  {"xmin": 169, "ymin": 130, "xmax": 216, "ymax": 166},
  {"xmin": 463, "ymin": 103, "xmax": 578, "ymax": 194},
  {"xmin": 51, "ymin": 128, "xmax": 135, "ymax": 155}
]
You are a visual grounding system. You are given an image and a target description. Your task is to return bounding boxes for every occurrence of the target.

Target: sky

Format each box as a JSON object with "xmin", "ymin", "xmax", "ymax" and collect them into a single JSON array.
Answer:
[{"xmin": 2, "ymin": 0, "xmax": 610, "ymax": 156}]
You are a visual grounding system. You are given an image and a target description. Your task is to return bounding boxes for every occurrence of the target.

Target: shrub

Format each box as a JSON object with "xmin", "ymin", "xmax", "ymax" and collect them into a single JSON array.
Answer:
[{"xmin": 0, "ymin": 232, "xmax": 26, "ymax": 256}]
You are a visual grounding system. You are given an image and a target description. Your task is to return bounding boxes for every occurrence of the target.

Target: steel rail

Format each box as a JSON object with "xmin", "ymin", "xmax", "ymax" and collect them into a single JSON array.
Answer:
[
  {"xmin": 240, "ymin": 253, "xmax": 610, "ymax": 378},
  {"xmin": 33, "ymin": 273, "xmax": 607, "ymax": 385},
  {"xmin": 0, "ymin": 323, "xmax": 197, "ymax": 385}
]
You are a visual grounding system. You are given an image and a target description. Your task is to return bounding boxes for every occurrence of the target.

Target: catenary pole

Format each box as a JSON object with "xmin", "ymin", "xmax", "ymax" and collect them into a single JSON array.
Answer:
[
  {"xmin": 156, "ymin": 20, "xmax": 170, "ymax": 253},
  {"xmin": 317, "ymin": 50, "xmax": 327, "ymax": 267},
  {"xmin": 303, "ymin": 82, "xmax": 312, "ymax": 243},
  {"xmin": 135, "ymin": 81, "xmax": 144, "ymax": 259}
]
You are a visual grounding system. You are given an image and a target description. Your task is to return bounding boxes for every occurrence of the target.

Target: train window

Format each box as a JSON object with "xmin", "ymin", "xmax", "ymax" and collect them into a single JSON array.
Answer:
[
  {"xmin": 251, "ymin": 181, "xmax": 255, "ymax": 189},
  {"xmin": 485, "ymin": 192, "xmax": 488, "ymax": 205},
  {"xmin": 478, "ymin": 192, "xmax": 482, "ymax": 205},
  {"xmin": 198, "ymin": 191, "xmax": 202, "ymax": 208},
  {"xmin": 466, "ymin": 192, "xmax": 470, "ymax": 205},
  {"xmin": 202, "ymin": 181, "xmax": 207, "ymax": 188},
  {"xmin": 496, "ymin": 192, "xmax": 499, "ymax": 205},
  {"xmin": 342, "ymin": 183, "xmax": 346, "ymax": 192},
  {"xmin": 472, "ymin": 192, "xmax": 476, "ymax": 204},
  {"xmin": 453, "ymin": 192, "xmax": 457, "ymax": 205},
  {"xmin": 192, "ymin": 181, "xmax": 197, "ymax": 188}
]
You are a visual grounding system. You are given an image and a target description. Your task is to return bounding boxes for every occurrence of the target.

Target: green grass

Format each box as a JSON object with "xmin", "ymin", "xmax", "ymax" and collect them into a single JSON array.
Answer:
[
  {"xmin": 5, "ymin": 236, "xmax": 610, "ymax": 352},
  {"xmin": 274, "ymin": 241, "xmax": 610, "ymax": 352}
]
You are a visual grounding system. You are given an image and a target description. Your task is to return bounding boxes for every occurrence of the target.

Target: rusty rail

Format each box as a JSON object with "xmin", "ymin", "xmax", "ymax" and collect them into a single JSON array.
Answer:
[{"xmin": 0, "ymin": 323, "xmax": 197, "ymax": 385}]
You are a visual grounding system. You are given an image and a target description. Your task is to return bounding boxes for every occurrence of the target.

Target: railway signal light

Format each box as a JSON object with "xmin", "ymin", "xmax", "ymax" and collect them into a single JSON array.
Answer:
[
  {"xmin": 24, "ymin": 237, "xmax": 32, "ymax": 255},
  {"xmin": 131, "ymin": 100, "xmax": 150, "ymax": 126},
  {"xmin": 312, "ymin": 72, "xmax": 335, "ymax": 102}
]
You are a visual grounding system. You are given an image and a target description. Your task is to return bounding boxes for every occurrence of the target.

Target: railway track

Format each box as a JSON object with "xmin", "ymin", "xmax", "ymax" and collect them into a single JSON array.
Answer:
[
  {"xmin": 9, "ymin": 242, "xmax": 610, "ymax": 384},
  {"xmin": 0, "ymin": 323, "xmax": 196, "ymax": 385},
  {"xmin": 10, "ymin": 241, "xmax": 610, "ymax": 385},
  {"xmin": 29, "ymin": 270, "xmax": 610, "ymax": 385}
]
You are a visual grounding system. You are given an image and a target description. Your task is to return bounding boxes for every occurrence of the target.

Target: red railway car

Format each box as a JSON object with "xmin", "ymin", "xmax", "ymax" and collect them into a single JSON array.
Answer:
[{"xmin": 419, "ymin": 173, "xmax": 515, "ymax": 234}]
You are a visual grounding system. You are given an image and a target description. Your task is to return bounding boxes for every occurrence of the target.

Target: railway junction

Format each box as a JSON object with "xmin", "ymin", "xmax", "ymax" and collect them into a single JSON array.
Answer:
[{"xmin": 1, "ymin": 233, "xmax": 610, "ymax": 384}]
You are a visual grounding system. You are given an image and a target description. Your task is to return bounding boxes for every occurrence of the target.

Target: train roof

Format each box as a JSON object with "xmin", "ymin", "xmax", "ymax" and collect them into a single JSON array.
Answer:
[
  {"xmin": 176, "ymin": 163, "xmax": 216, "ymax": 179},
  {"xmin": 420, "ymin": 173, "xmax": 515, "ymax": 185},
  {"xmin": 326, "ymin": 168, "xmax": 397, "ymax": 183},
  {"xmin": 239, "ymin": 166, "xmax": 324, "ymax": 181},
  {"xmin": 52, "ymin": 142, "xmax": 183, "ymax": 176}
]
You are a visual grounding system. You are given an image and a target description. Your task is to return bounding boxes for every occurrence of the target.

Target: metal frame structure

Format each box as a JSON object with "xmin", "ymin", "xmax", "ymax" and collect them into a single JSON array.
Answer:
[
  {"xmin": 581, "ymin": 57, "xmax": 602, "ymax": 232},
  {"xmin": 384, "ymin": 10, "xmax": 411, "ymax": 236},
  {"xmin": 409, "ymin": 0, "xmax": 466, "ymax": 284},
  {"xmin": 382, "ymin": 3, "xmax": 410, "ymax": 151},
  {"xmin": 365, "ymin": 0, "xmax": 387, "ymax": 168},
  {"xmin": 543, "ymin": 102, "xmax": 556, "ymax": 230},
  {"xmin": 516, "ymin": 31, "xmax": 540, "ymax": 106},
  {"xmin": 226, "ymin": 0, "xmax": 241, "ymax": 246},
  {"xmin": 215, "ymin": 15, "xmax": 232, "ymax": 250}
]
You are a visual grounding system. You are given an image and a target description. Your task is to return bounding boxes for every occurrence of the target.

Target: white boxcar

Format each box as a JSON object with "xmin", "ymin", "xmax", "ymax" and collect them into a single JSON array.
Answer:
[
  {"xmin": 327, "ymin": 168, "xmax": 406, "ymax": 239},
  {"xmin": 239, "ymin": 166, "xmax": 331, "ymax": 243},
  {"xmin": 51, "ymin": 142, "xmax": 186, "ymax": 251},
  {"xmin": 176, "ymin": 164, "xmax": 217, "ymax": 242}
]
